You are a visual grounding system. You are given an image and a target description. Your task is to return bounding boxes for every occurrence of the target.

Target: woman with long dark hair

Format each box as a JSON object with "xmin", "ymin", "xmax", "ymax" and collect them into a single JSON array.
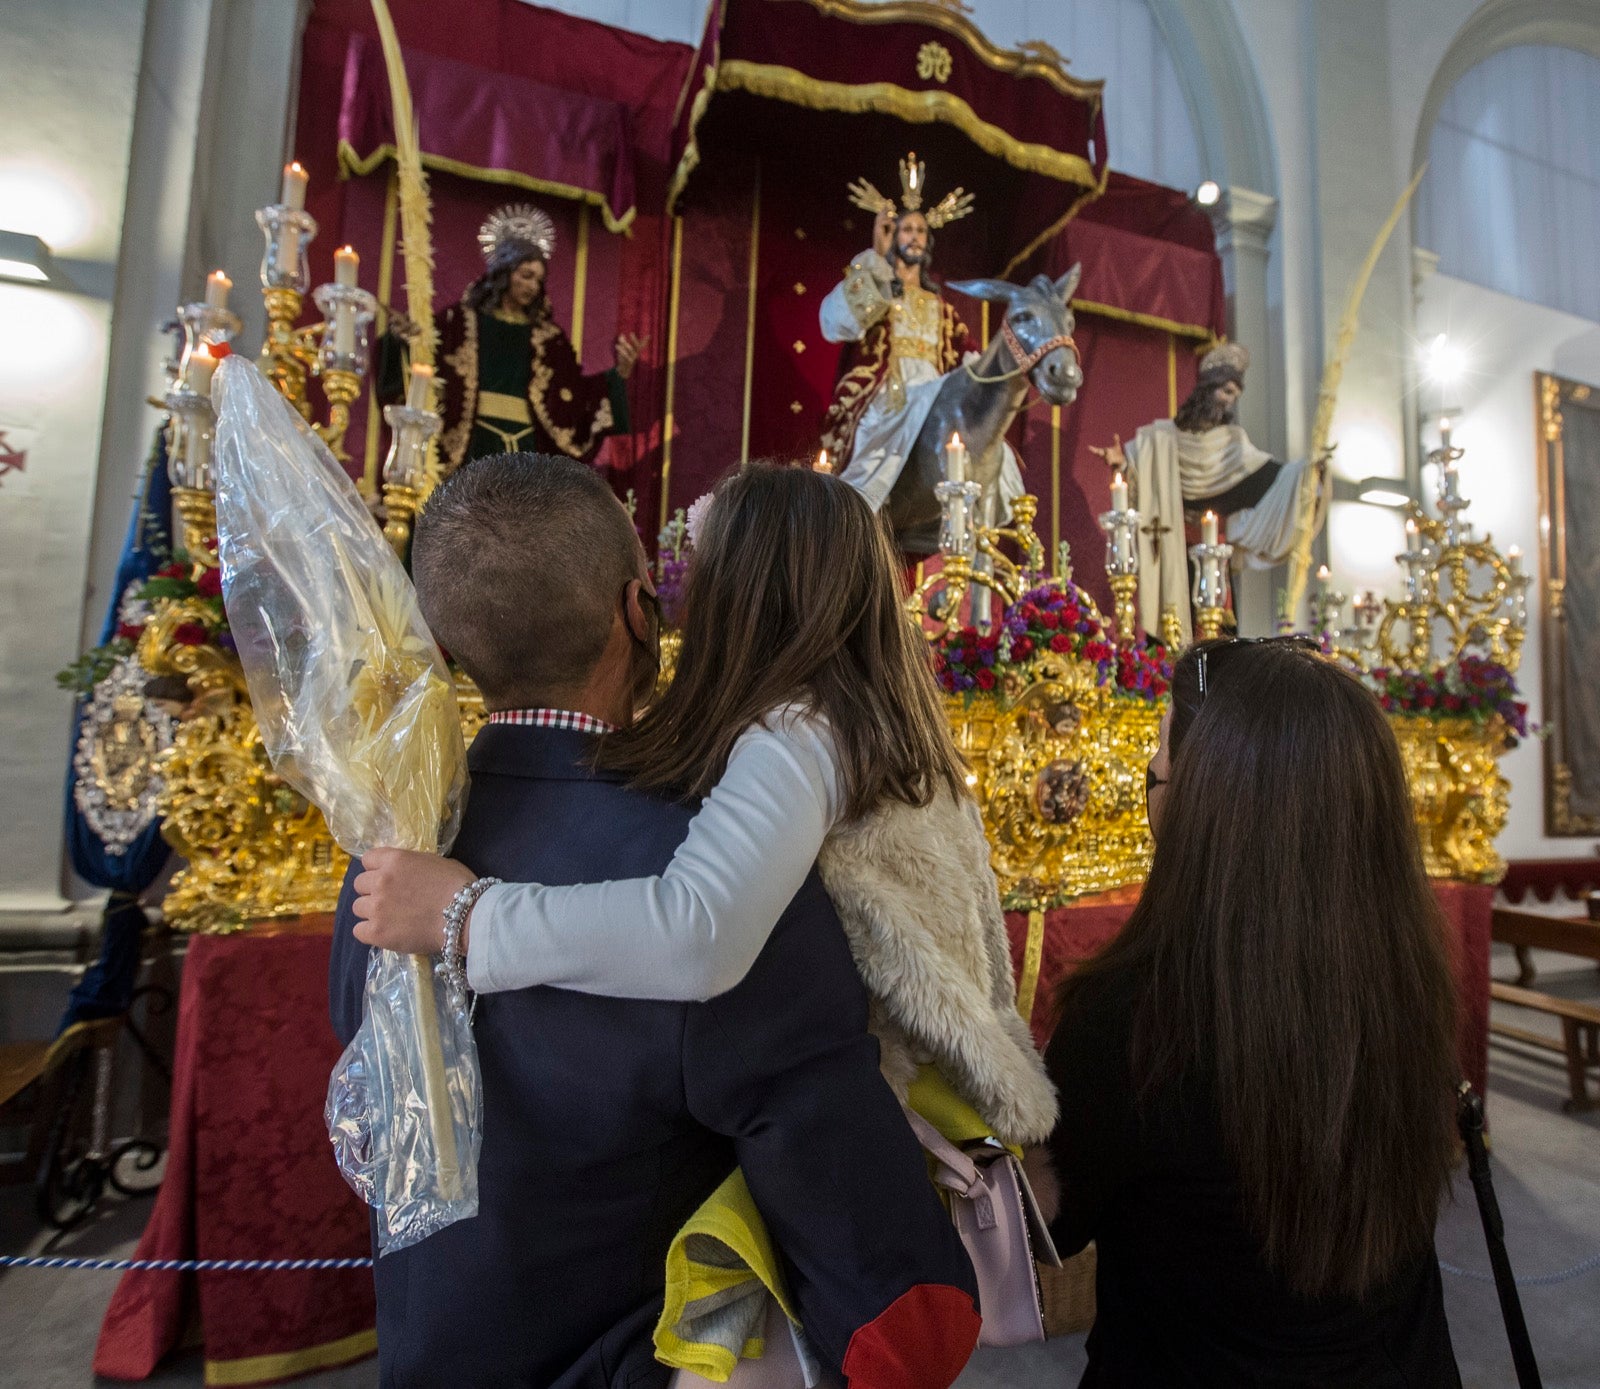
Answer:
[{"xmin": 1046, "ymin": 637, "xmax": 1462, "ymax": 1385}]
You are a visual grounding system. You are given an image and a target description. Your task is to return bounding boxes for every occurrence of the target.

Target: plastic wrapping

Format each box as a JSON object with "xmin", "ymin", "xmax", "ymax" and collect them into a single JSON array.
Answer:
[{"xmin": 211, "ymin": 358, "xmax": 479, "ymax": 1253}]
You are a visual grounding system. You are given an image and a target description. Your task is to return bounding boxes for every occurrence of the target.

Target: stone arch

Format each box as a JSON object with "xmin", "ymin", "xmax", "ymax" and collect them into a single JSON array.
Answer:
[
  {"xmin": 1411, "ymin": 0, "xmax": 1600, "ymax": 179},
  {"xmin": 1146, "ymin": 0, "xmax": 1278, "ymax": 200}
]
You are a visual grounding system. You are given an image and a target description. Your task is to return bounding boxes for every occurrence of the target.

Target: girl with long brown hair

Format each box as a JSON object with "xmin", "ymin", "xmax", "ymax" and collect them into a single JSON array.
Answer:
[
  {"xmin": 1047, "ymin": 637, "xmax": 1462, "ymax": 1386},
  {"xmin": 354, "ymin": 462, "xmax": 1057, "ymax": 1148}
]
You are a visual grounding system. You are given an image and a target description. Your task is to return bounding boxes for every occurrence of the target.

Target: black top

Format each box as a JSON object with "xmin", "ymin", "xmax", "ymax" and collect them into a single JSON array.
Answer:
[
  {"xmin": 1044, "ymin": 968, "xmax": 1461, "ymax": 1389},
  {"xmin": 330, "ymin": 726, "xmax": 976, "ymax": 1389}
]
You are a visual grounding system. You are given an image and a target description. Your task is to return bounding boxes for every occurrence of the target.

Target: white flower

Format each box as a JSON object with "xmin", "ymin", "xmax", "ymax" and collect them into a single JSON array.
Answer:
[{"xmin": 685, "ymin": 492, "xmax": 715, "ymax": 550}]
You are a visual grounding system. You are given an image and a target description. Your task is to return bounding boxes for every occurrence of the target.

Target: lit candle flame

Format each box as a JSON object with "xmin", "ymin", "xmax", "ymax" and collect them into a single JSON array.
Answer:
[{"xmin": 813, "ymin": 449, "xmax": 832, "ymax": 474}]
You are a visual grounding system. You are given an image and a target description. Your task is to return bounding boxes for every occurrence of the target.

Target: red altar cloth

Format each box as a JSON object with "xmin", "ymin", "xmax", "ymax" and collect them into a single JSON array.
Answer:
[
  {"xmin": 1500, "ymin": 857, "xmax": 1600, "ymax": 904},
  {"xmin": 1005, "ymin": 880, "xmax": 1494, "ymax": 1097},
  {"xmin": 95, "ymin": 919, "xmax": 374, "ymax": 1386}
]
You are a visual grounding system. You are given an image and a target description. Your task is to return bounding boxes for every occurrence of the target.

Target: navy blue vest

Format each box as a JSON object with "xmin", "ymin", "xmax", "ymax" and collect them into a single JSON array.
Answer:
[{"xmin": 331, "ymin": 725, "xmax": 974, "ymax": 1388}]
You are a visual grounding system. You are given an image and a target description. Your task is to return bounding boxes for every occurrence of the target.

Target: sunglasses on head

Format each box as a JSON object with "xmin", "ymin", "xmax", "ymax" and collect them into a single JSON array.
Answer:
[{"xmin": 1194, "ymin": 635, "xmax": 1320, "ymax": 699}]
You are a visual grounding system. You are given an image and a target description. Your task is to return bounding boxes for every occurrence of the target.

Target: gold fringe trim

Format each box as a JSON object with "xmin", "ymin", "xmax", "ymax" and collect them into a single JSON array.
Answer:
[
  {"xmin": 1070, "ymin": 297, "xmax": 1219, "ymax": 344},
  {"xmin": 337, "ymin": 140, "xmax": 637, "ymax": 236},
  {"xmin": 721, "ymin": 62, "xmax": 1098, "ymax": 187},
  {"xmin": 789, "ymin": 0, "xmax": 1105, "ymax": 104},
  {"xmin": 203, "ymin": 1328, "xmax": 377, "ymax": 1386}
]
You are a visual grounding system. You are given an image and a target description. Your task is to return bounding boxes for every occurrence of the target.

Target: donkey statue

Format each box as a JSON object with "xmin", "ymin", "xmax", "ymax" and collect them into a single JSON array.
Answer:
[{"xmin": 883, "ymin": 264, "xmax": 1083, "ymax": 556}]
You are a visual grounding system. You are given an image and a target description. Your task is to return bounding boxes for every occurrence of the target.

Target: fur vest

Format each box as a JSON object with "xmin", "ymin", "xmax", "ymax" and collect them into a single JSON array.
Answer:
[{"xmin": 817, "ymin": 788, "xmax": 1059, "ymax": 1147}]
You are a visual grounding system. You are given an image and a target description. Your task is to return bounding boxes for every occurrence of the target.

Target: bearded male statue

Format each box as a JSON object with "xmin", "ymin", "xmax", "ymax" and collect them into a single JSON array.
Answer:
[{"xmin": 1099, "ymin": 343, "xmax": 1315, "ymax": 642}]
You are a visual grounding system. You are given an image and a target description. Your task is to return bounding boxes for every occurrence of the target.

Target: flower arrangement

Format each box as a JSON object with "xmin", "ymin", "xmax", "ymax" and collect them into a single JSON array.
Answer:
[
  {"xmin": 655, "ymin": 508, "xmax": 691, "ymax": 628},
  {"xmin": 934, "ymin": 581, "xmax": 1170, "ymax": 701},
  {"xmin": 1363, "ymin": 655, "xmax": 1530, "ymax": 744},
  {"xmin": 57, "ymin": 551, "xmax": 233, "ymax": 696}
]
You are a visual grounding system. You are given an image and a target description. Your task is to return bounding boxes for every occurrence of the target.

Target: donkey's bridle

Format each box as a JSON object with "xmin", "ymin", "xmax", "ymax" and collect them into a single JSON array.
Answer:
[{"xmin": 963, "ymin": 314, "xmax": 1077, "ymax": 384}]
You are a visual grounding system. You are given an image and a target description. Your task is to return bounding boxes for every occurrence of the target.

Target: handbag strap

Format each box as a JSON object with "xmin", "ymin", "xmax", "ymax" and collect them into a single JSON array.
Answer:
[{"xmin": 900, "ymin": 1104, "xmax": 984, "ymax": 1196}]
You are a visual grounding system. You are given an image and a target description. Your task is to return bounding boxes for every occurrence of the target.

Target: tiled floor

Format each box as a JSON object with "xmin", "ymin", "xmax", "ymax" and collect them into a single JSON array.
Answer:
[{"xmin": 0, "ymin": 944, "xmax": 1594, "ymax": 1387}]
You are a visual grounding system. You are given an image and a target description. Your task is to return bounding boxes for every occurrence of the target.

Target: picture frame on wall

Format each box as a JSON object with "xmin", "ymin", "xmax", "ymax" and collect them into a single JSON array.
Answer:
[{"xmin": 1536, "ymin": 370, "xmax": 1600, "ymax": 835}]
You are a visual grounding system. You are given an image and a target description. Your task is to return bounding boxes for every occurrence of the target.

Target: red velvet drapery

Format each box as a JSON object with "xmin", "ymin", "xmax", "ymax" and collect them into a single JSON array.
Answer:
[
  {"xmin": 294, "ymin": 0, "xmax": 690, "ymax": 523},
  {"xmin": 290, "ymin": 0, "xmax": 1225, "ymax": 580}
]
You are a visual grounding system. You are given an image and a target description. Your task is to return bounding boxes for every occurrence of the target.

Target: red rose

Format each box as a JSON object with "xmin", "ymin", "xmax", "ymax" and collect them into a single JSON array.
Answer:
[
  {"xmin": 975, "ymin": 668, "xmax": 996, "ymax": 690},
  {"xmin": 172, "ymin": 622, "xmax": 208, "ymax": 646},
  {"xmin": 210, "ymin": 342, "xmax": 232, "ymax": 360},
  {"xmin": 1444, "ymin": 694, "xmax": 1464, "ymax": 712},
  {"xmin": 1040, "ymin": 611, "xmax": 1060, "ymax": 630},
  {"xmin": 1420, "ymin": 692, "xmax": 1437, "ymax": 709},
  {"xmin": 157, "ymin": 562, "xmax": 186, "ymax": 579},
  {"xmin": 1011, "ymin": 637, "xmax": 1034, "ymax": 660},
  {"xmin": 115, "ymin": 622, "xmax": 145, "ymax": 643},
  {"xmin": 195, "ymin": 568, "xmax": 223, "ymax": 598},
  {"xmin": 1049, "ymin": 633, "xmax": 1073, "ymax": 653},
  {"xmin": 1062, "ymin": 605, "xmax": 1081, "ymax": 625}
]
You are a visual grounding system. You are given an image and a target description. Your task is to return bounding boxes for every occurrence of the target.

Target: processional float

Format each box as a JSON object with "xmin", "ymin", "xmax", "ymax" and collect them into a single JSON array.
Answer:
[{"xmin": 66, "ymin": 1, "xmax": 1526, "ymax": 954}]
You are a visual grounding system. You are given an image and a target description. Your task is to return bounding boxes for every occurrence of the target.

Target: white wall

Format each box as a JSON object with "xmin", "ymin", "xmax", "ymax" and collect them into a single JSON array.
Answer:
[
  {"xmin": 0, "ymin": 0, "xmax": 150, "ymax": 913},
  {"xmin": 0, "ymin": 0, "xmax": 303, "ymax": 915},
  {"xmin": 1414, "ymin": 272, "xmax": 1600, "ymax": 859}
]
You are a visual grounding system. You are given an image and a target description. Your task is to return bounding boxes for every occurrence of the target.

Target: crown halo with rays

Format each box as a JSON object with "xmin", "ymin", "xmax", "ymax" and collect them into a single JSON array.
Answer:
[
  {"xmin": 846, "ymin": 152, "xmax": 976, "ymax": 230},
  {"xmin": 478, "ymin": 203, "xmax": 557, "ymax": 262}
]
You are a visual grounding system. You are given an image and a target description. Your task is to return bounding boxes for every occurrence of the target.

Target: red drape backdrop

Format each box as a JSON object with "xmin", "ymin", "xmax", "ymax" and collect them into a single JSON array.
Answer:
[
  {"xmin": 290, "ymin": 0, "xmax": 1224, "ymax": 586},
  {"xmin": 294, "ymin": 0, "xmax": 692, "ymax": 527}
]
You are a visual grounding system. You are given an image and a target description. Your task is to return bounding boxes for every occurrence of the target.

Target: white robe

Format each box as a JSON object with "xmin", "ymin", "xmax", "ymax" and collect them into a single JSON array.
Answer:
[
  {"xmin": 819, "ymin": 256, "xmax": 1024, "ymax": 520},
  {"xmin": 1127, "ymin": 419, "xmax": 1311, "ymax": 644}
]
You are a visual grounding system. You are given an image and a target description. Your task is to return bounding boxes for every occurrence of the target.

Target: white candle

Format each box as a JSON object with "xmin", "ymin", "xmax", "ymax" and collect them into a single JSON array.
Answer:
[
  {"xmin": 1201, "ymin": 510, "xmax": 1218, "ymax": 546},
  {"xmin": 204, "ymin": 270, "xmax": 231, "ymax": 310},
  {"xmin": 1111, "ymin": 475, "xmax": 1129, "ymax": 512},
  {"xmin": 1316, "ymin": 564, "xmax": 1331, "ymax": 585},
  {"xmin": 406, "ymin": 362, "xmax": 434, "ymax": 412},
  {"xmin": 332, "ymin": 302, "xmax": 356, "ymax": 358},
  {"xmin": 185, "ymin": 348, "xmax": 218, "ymax": 398},
  {"xmin": 281, "ymin": 161, "xmax": 308, "ymax": 211},
  {"xmin": 814, "ymin": 449, "xmax": 832, "ymax": 474},
  {"xmin": 334, "ymin": 245, "xmax": 359, "ymax": 288},
  {"xmin": 274, "ymin": 221, "xmax": 301, "ymax": 280},
  {"xmin": 946, "ymin": 432, "xmax": 967, "ymax": 485},
  {"xmin": 1405, "ymin": 518, "xmax": 1419, "ymax": 547},
  {"xmin": 1507, "ymin": 546, "xmax": 1522, "ymax": 575}
]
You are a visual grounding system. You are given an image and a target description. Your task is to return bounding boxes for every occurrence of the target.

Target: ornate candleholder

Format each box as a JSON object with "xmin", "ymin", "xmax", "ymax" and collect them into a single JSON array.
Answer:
[
  {"xmin": 256, "ymin": 203, "xmax": 318, "ymax": 413},
  {"xmin": 164, "ymin": 381, "xmax": 218, "ymax": 568},
  {"xmin": 1310, "ymin": 570, "xmax": 1347, "ymax": 644},
  {"xmin": 1189, "ymin": 538, "xmax": 1232, "ymax": 641},
  {"xmin": 380, "ymin": 402, "xmax": 443, "ymax": 554},
  {"xmin": 176, "ymin": 301, "xmax": 241, "ymax": 380},
  {"xmin": 935, "ymin": 477, "xmax": 982, "ymax": 562},
  {"xmin": 313, "ymin": 282, "xmax": 378, "ymax": 461},
  {"xmin": 1098, "ymin": 491, "xmax": 1140, "ymax": 644}
]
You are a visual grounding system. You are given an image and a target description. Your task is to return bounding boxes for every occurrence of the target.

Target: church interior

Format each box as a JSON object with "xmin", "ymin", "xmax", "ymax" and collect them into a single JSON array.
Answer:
[{"xmin": 1, "ymin": 0, "xmax": 1598, "ymax": 1385}]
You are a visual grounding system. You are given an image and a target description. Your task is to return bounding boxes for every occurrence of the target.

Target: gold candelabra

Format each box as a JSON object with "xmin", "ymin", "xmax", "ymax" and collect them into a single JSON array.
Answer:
[{"xmin": 1312, "ymin": 424, "xmax": 1528, "ymax": 679}]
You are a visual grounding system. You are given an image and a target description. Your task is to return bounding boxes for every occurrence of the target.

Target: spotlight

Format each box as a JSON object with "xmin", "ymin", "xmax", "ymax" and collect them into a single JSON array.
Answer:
[
  {"xmin": 0, "ymin": 229, "xmax": 54, "ymax": 284},
  {"xmin": 1195, "ymin": 180, "xmax": 1221, "ymax": 207},
  {"xmin": 1422, "ymin": 332, "xmax": 1465, "ymax": 386},
  {"xmin": 1356, "ymin": 477, "xmax": 1414, "ymax": 509}
]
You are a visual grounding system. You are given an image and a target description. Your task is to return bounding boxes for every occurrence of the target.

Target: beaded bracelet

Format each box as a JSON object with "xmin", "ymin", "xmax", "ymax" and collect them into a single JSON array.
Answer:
[{"xmin": 441, "ymin": 876, "xmax": 501, "ymax": 998}]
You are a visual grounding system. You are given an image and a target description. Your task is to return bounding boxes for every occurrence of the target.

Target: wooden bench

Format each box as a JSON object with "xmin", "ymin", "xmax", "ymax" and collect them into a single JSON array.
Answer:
[
  {"xmin": 1489, "ymin": 980, "xmax": 1600, "ymax": 1112},
  {"xmin": 1491, "ymin": 906, "xmax": 1600, "ymax": 986}
]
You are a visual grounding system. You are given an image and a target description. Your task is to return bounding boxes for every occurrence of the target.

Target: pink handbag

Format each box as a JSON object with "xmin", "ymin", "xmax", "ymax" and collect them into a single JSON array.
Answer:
[{"xmin": 901, "ymin": 1107, "xmax": 1062, "ymax": 1347}]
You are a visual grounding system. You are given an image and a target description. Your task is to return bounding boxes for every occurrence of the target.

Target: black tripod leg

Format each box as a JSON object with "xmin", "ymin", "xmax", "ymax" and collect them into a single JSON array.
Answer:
[{"xmin": 1457, "ymin": 1083, "xmax": 1543, "ymax": 1389}]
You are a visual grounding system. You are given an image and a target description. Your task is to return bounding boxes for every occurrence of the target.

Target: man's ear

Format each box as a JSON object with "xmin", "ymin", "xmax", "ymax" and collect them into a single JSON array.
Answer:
[{"xmin": 624, "ymin": 577, "xmax": 655, "ymax": 643}]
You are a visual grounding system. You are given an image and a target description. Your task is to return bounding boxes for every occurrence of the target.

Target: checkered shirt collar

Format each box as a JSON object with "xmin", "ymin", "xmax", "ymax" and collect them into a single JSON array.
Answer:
[{"xmin": 485, "ymin": 707, "xmax": 618, "ymax": 736}]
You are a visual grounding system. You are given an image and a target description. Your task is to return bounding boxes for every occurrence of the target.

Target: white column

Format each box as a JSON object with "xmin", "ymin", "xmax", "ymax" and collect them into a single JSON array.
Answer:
[
  {"xmin": 1208, "ymin": 187, "xmax": 1279, "ymax": 448},
  {"xmin": 1209, "ymin": 187, "xmax": 1279, "ymax": 632}
]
